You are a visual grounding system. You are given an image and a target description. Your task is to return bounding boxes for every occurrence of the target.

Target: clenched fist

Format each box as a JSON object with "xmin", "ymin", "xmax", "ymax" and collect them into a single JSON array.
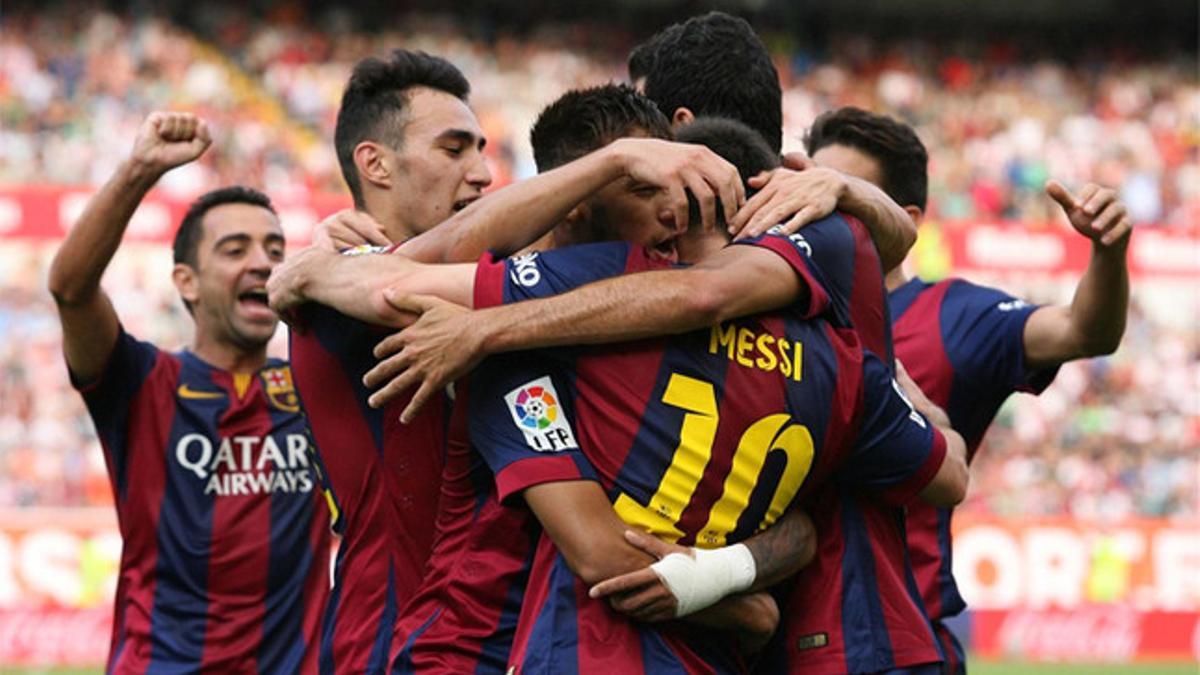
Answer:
[{"xmin": 130, "ymin": 111, "xmax": 212, "ymax": 175}]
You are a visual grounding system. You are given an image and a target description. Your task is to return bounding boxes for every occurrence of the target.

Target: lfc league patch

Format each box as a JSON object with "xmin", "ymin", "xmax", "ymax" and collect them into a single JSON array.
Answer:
[{"xmin": 504, "ymin": 376, "xmax": 578, "ymax": 452}]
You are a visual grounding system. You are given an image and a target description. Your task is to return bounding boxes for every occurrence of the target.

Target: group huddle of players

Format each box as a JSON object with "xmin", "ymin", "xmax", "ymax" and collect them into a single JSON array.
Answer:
[{"xmin": 47, "ymin": 10, "xmax": 1133, "ymax": 675}]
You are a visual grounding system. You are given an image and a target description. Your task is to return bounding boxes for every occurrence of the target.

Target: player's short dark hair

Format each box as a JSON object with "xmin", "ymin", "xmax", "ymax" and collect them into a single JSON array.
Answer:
[
  {"xmin": 627, "ymin": 24, "xmax": 681, "ymax": 84},
  {"xmin": 675, "ymin": 117, "xmax": 780, "ymax": 230},
  {"xmin": 173, "ymin": 186, "xmax": 276, "ymax": 267},
  {"xmin": 641, "ymin": 12, "xmax": 782, "ymax": 152},
  {"xmin": 804, "ymin": 106, "xmax": 929, "ymax": 211},
  {"xmin": 334, "ymin": 50, "xmax": 471, "ymax": 208},
  {"xmin": 530, "ymin": 83, "xmax": 671, "ymax": 172}
]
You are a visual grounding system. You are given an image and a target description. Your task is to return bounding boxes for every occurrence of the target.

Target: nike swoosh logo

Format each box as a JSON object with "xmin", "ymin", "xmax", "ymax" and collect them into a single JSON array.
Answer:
[{"xmin": 178, "ymin": 383, "xmax": 225, "ymax": 400}]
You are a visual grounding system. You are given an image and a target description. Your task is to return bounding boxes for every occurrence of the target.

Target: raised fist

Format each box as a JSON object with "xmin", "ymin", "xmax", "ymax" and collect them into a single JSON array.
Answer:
[{"xmin": 130, "ymin": 111, "xmax": 212, "ymax": 174}]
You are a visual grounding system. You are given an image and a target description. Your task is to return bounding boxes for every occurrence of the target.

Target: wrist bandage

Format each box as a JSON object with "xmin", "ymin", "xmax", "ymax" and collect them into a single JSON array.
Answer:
[{"xmin": 649, "ymin": 543, "xmax": 757, "ymax": 617}]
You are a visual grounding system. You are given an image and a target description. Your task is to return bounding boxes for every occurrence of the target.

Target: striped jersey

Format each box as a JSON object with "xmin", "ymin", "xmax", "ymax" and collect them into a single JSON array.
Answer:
[
  {"xmin": 73, "ymin": 329, "xmax": 331, "ymax": 674},
  {"xmin": 889, "ymin": 277, "xmax": 1056, "ymax": 625},
  {"xmin": 466, "ymin": 220, "xmax": 947, "ymax": 673},
  {"xmin": 290, "ymin": 298, "xmax": 451, "ymax": 675}
]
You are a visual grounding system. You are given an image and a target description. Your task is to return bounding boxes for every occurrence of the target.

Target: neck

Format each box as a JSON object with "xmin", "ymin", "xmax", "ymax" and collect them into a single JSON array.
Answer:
[
  {"xmin": 362, "ymin": 191, "xmax": 417, "ymax": 243},
  {"xmin": 885, "ymin": 265, "xmax": 910, "ymax": 291},
  {"xmin": 191, "ymin": 335, "xmax": 268, "ymax": 373},
  {"xmin": 677, "ymin": 231, "xmax": 728, "ymax": 264}
]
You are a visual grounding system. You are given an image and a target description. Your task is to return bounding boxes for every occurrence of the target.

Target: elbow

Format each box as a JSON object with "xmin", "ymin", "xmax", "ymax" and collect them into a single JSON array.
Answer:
[
  {"xmin": 1083, "ymin": 329, "xmax": 1124, "ymax": 358},
  {"xmin": 46, "ymin": 262, "xmax": 86, "ymax": 308},
  {"xmin": 558, "ymin": 537, "xmax": 646, "ymax": 587},
  {"xmin": 564, "ymin": 548, "xmax": 628, "ymax": 588}
]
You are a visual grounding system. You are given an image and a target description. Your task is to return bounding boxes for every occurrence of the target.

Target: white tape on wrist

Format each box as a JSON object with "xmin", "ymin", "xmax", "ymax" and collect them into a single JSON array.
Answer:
[{"xmin": 649, "ymin": 543, "xmax": 757, "ymax": 617}]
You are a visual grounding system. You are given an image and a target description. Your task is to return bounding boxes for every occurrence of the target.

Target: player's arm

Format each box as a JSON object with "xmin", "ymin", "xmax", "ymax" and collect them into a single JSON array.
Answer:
[
  {"xmin": 365, "ymin": 243, "xmax": 807, "ymax": 419},
  {"xmin": 524, "ymin": 480, "xmax": 779, "ymax": 649},
  {"xmin": 895, "ymin": 361, "xmax": 969, "ymax": 507},
  {"xmin": 588, "ymin": 506, "xmax": 816, "ymax": 622},
  {"xmin": 47, "ymin": 112, "xmax": 211, "ymax": 383},
  {"xmin": 267, "ymin": 245, "xmax": 477, "ymax": 325},
  {"xmin": 1022, "ymin": 181, "xmax": 1131, "ymax": 370},
  {"xmin": 842, "ymin": 354, "xmax": 968, "ymax": 508},
  {"xmin": 729, "ymin": 163, "xmax": 917, "ymax": 270},
  {"xmin": 399, "ymin": 137, "xmax": 745, "ymax": 264}
]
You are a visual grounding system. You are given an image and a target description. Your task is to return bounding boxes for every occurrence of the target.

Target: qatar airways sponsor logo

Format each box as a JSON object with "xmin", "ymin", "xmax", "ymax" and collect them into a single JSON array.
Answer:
[{"xmin": 174, "ymin": 433, "xmax": 314, "ymax": 496}]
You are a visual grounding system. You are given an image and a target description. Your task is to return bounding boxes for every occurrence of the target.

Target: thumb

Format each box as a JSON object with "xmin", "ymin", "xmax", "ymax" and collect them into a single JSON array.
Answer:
[
  {"xmin": 748, "ymin": 172, "xmax": 771, "ymax": 189},
  {"xmin": 624, "ymin": 529, "xmax": 672, "ymax": 560},
  {"xmin": 383, "ymin": 291, "xmax": 440, "ymax": 314},
  {"xmin": 1045, "ymin": 180, "xmax": 1077, "ymax": 213}
]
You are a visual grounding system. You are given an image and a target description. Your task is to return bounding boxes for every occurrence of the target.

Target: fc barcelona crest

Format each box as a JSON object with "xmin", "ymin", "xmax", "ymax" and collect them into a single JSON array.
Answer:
[{"xmin": 262, "ymin": 367, "xmax": 301, "ymax": 412}]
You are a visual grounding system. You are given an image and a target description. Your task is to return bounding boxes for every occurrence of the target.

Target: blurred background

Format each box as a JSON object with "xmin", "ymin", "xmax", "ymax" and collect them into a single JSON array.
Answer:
[{"xmin": 0, "ymin": 0, "xmax": 1196, "ymax": 672}]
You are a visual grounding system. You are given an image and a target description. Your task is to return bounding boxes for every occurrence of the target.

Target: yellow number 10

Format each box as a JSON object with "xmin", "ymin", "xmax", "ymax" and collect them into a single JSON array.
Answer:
[{"xmin": 613, "ymin": 373, "xmax": 815, "ymax": 547}]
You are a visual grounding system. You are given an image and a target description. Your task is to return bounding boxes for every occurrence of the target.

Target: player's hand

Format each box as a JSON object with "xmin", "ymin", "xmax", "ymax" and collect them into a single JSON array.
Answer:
[
  {"xmin": 1046, "ymin": 180, "xmax": 1132, "ymax": 248},
  {"xmin": 130, "ymin": 112, "xmax": 212, "ymax": 174},
  {"xmin": 311, "ymin": 209, "xmax": 393, "ymax": 251},
  {"xmin": 729, "ymin": 166, "xmax": 846, "ymax": 240},
  {"xmin": 609, "ymin": 137, "xmax": 745, "ymax": 234},
  {"xmin": 588, "ymin": 530, "xmax": 688, "ymax": 622},
  {"xmin": 363, "ymin": 293, "xmax": 481, "ymax": 420},
  {"xmin": 894, "ymin": 360, "xmax": 951, "ymax": 429},
  {"xmin": 267, "ymin": 245, "xmax": 337, "ymax": 318}
]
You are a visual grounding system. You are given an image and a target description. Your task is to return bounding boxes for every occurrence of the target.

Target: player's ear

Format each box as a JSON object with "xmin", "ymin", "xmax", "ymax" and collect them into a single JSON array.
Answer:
[
  {"xmin": 172, "ymin": 263, "xmax": 200, "ymax": 306},
  {"xmin": 354, "ymin": 141, "xmax": 392, "ymax": 191},
  {"xmin": 671, "ymin": 107, "xmax": 695, "ymax": 128},
  {"xmin": 904, "ymin": 205, "xmax": 924, "ymax": 226}
]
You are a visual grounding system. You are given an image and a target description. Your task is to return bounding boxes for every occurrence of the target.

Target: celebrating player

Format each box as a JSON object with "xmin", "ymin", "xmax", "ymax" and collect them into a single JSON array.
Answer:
[
  {"xmin": 278, "ymin": 79, "xmax": 748, "ymax": 673},
  {"xmin": 804, "ymin": 106, "xmax": 1131, "ymax": 674},
  {"xmin": 47, "ymin": 112, "xmax": 331, "ymax": 673},
  {"xmin": 287, "ymin": 49, "xmax": 494, "ymax": 675}
]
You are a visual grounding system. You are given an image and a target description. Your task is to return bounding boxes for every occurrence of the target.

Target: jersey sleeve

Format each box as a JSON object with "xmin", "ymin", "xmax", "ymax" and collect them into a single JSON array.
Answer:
[
  {"xmin": 467, "ymin": 352, "xmax": 599, "ymax": 503},
  {"xmin": 838, "ymin": 352, "xmax": 948, "ymax": 505},
  {"xmin": 729, "ymin": 213, "xmax": 866, "ymax": 326},
  {"xmin": 70, "ymin": 327, "xmax": 160, "ymax": 457},
  {"xmin": 942, "ymin": 280, "xmax": 1059, "ymax": 395},
  {"xmin": 472, "ymin": 242, "xmax": 641, "ymax": 309}
]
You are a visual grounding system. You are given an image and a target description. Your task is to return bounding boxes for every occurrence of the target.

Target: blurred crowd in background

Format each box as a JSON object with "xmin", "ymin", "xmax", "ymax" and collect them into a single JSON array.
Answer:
[{"xmin": 0, "ymin": 7, "xmax": 1196, "ymax": 517}]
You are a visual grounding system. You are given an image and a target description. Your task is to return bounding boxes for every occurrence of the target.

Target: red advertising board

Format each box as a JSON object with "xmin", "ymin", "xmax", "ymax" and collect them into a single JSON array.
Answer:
[
  {"xmin": 1, "ymin": 186, "xmax": 1197, "ymax": 280},
  {"xmin": 952, "ymin": 514, "xmax": 1200, "ymax": 662}
]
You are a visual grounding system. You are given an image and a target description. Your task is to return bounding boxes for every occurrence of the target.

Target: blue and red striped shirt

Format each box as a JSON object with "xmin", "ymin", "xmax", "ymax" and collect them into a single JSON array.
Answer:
[
  {"xmin": 465, "ymin": 221, "xmax": 946, "ymax": 674},
  {"xmin": 889, "ymin": 278, "xmax": 1056, "ymax": 624},
  {"xmin": 74, "ymin": 329, "xmax": 331, "ymax": 674},
  {"xmin": 290, "ymin": 295, "xmax": 452, "ymax": 674},
  {"xmin": 388, "ymin": 244, "xmax": 671, "ymax": 674}
]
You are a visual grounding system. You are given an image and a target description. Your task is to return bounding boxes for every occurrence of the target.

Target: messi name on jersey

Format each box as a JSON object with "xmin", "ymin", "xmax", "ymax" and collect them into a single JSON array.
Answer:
[
  {"xmin": 709, "ymin": 322, "xmax": 804, "ymax": 381},
  {"xmin": 175, "ymin": 431, "xmax": 315, "ymax": 496}
]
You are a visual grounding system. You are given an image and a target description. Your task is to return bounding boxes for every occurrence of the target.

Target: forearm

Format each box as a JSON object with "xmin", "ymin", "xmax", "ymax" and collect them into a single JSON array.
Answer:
[
  {"xmin": 403, "ymin": 145, "xmax": 627, "ymax": 263},
  {"xmin": 478, "ymin": 249, "xmax": 797, "ymax": 356},
  {"xmin": 837, "ymin": 175, "xmax": 916, "ymax": 271},
  {"xmin": 742, "ymin": 508, "xmax": 817, "ymax": 591},
  {"xmin": 479, "ymin": 271, "xmax": 713, "ymax": 354},
  {"xmin": 48, "ymin": 160, "xmax": 161, "ymax": 304},
  {"xmin": 1066, "ymin": 240, "xmax": 1130, "ymax": 355}
]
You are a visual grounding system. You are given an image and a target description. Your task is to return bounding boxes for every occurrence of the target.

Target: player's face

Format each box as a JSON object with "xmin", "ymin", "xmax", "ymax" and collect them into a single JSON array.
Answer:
[
  {"xmin": 585, "ymin": 176, "xmax": 681, "ymax": 260},
  {"xmin": 811, "ymin": 143, "xmax": 885, "ymax": 192},
  {"xmin": 184, "ymin": 204, "xmax": 285, "ymax": 350},
  {"xmin": 386, "ymin": 87, "xmax": 492, "ymax": 236}
]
